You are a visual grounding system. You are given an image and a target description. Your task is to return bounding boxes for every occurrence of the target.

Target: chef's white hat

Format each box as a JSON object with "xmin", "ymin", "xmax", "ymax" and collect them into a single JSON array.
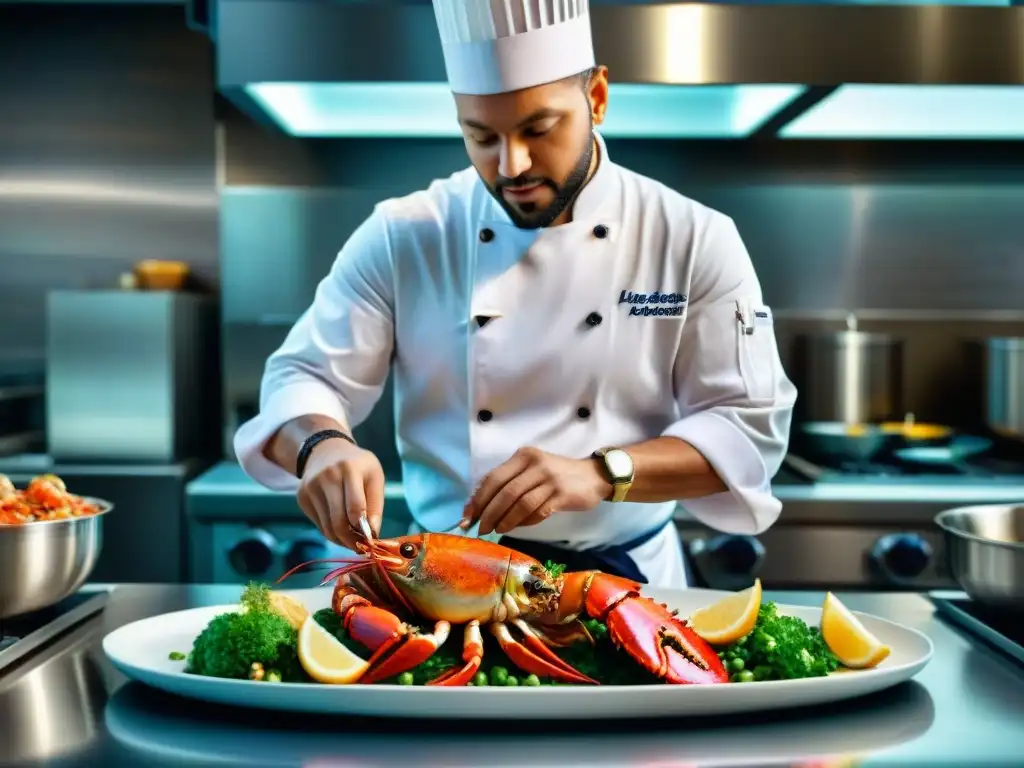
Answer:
[{"xmin": 432, "ymin": 0, "xmax": 596, "ymax": 95}]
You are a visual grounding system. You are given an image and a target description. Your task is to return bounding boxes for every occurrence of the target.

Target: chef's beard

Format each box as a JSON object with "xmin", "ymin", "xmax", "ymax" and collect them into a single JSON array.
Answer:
[{"xmin": 486, "ymin": 131, "xmax": 596, "ymax": 230}]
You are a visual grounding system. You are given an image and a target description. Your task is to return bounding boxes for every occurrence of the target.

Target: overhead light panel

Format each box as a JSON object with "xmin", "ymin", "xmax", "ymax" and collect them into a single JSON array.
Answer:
[
  {"xmin": 779, "ymin": 85, "xmax": 1024, "ymax": 139},
  {"xmin": 245, "ymin": 83, "xmax": 807, "ymax": 139}
]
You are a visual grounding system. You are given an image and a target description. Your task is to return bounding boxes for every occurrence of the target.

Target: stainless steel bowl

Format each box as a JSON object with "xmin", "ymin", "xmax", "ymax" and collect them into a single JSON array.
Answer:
[
  {"xmin": 0, "ymin": 498, "xmax": 112, "ymax": 619},
  {"xmin": 934, "ymin": 504, "xmax": 1024, "ymax": 611}
]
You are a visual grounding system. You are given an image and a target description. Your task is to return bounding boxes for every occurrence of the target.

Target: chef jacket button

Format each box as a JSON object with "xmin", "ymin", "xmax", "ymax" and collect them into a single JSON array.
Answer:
[
  {"xmin": 477, "ymin": 409, "xmax": 493, "ymax": 422},
  {"xmin": 479, "ymin": 228, "xmax": 494, "ymax": 243},
  {"xmin": 586, "ymin": 312, "xmax": 602, "ymax": 327},
  {"xmin": 577, "ymin": 406, "xmax": 591, "ymax": 419},
  {"xmin": 593, "ymin": 224, "xmax": 608, "ymax": 239}
]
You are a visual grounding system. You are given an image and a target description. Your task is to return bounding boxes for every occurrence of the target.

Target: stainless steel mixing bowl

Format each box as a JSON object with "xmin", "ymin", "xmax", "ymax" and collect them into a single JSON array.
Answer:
[
  {"xmin": 0, "ymin": 498, "xmax": 112, "ymax": 619},
  {"xmin": 934, "ymin": 504, "xmax": 1024, "ymax": 611}
]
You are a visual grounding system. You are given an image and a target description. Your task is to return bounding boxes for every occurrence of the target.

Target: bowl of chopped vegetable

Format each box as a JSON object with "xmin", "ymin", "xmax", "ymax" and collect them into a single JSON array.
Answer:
[{"xmin": 0, "ymin": 473, "xmax": 113, "ymax": 619}]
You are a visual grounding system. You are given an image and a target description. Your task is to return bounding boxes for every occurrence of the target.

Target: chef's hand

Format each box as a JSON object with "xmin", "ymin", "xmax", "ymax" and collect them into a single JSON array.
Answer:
[
  {"xmin": 462, "ymin": 447, "xmax": 612, "ymax": 536},
  {"xmin": 297, "ymin": 440, "xmax": 385, "ymax": 550}
]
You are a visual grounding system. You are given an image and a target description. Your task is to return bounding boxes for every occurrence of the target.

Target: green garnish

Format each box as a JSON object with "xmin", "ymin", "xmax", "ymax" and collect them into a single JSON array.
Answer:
[
  {"xmin": 718, "ymin": 602, "xmax": 841, "ymax": 681},
  {"xmin": 184, "ymin": 582, "xmax": 306, "ymax": 682},
  {"xmin": 168, "ymin": 651, "xmax": 186, "ymax": 661}
]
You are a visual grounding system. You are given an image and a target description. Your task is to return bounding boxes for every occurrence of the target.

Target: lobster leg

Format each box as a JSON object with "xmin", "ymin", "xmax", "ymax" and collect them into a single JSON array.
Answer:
[
  {"xmin": 582, "ymin": 572, "xmax": 728, "ymax": 685},
  {"xmin": 426, "ymin": 620, "xmax": 483, "ymax": 687},
  {"xmin": 334, "ymin": 582, "xmax": 451, "ymax": 684},
  {"xmin": 489, "ymin": 623, "xmax": 598, "ymax": 684}
]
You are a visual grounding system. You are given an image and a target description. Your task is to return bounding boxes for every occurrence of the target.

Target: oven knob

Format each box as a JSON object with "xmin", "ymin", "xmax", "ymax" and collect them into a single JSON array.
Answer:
[
  {"xmin": 686, "ymin": 534, "xmax": 766, "ymax": 590},
  {"xmin": 285, "ymin": 538, "xmax": 329, "ymax": 573},
  {"xmin": 709, "ymin": 535, "xmax": 765, "ymax": 574},
  {"xmin": 871, "ymin": 533, "xmax": 932, "ymax": 580},
  {"xmin": 228, "ymin": 530, "xmax": 277, "ymax": 577}
]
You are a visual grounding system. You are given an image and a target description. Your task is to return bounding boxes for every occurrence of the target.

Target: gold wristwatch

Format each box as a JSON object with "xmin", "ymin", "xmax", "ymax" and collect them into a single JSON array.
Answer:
[{"xmin": 592, "ymin": 447, "xmax": 635, "ymax": 502}]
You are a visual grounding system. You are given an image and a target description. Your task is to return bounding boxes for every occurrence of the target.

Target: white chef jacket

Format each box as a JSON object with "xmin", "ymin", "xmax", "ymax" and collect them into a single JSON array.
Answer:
[{"xmin": 233, "ymin": 131, "xmax": 797, "ymax": 589}]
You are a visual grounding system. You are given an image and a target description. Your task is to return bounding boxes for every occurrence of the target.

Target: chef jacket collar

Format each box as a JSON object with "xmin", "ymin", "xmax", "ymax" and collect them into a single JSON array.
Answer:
[{"xmin": 479, "ymin": 129, "xmax": 617, "ymax": 233}]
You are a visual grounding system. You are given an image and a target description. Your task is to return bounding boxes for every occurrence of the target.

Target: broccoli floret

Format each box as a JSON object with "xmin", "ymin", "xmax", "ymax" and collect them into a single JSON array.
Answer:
[
  {"xmin": 185, "ymin": 582, "xmax": 306, "ymax": 682},
  {"xmin": 720, "ymin": 602, "xmax": 840, "ymax": 681}
]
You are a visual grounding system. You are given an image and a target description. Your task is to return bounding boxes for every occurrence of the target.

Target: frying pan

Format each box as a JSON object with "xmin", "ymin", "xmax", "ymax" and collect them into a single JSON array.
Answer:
[
  {"xmin": 935, "ymin": 504, "xmax": 1024, "ymax": 611},
  {"xmin": 797, "ymin": 422, "xmax": 891, "ymax": 462},
  {"xmin": 894, "ymin": 436, "xmax": 994, "ymax": 467}
]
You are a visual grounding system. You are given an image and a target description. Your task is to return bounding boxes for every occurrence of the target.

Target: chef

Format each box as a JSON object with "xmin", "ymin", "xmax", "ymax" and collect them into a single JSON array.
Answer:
[{"xmin": 233, "ymin": 0, "xmax": 797, "ymax": 589}]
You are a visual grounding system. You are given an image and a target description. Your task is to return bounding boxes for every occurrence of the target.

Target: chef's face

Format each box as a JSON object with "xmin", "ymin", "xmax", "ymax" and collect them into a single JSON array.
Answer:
[{"xmin": 454, "ymin": 66, "xmax": 609, "ymax": 229}]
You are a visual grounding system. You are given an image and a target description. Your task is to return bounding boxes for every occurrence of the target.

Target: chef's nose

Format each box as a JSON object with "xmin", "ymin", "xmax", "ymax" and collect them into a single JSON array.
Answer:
[{"xmin": 498, "ymin": 137, "xmax": 532, "ymax": 180}]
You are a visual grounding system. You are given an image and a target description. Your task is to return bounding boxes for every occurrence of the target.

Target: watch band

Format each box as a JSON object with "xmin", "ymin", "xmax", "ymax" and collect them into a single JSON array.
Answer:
[
  {"xmin": 295, "ymin": 429, "xmax": 357, "ymax": 478},
  {"xmin": 610, "ymin": 479, "xmax": 631, "ymax": 503}
]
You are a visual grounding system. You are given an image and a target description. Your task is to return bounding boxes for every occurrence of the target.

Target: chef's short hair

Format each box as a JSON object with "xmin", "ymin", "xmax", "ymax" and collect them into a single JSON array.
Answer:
[{"xmin": 576, "ymin": 66, "xmax": 598, "ymax": 90}]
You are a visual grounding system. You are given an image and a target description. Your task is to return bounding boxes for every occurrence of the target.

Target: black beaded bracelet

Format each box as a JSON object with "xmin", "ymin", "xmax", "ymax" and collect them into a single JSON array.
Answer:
[{"xmin": 295, "ymin": 429, "xmax": 357, "ymax": 479}]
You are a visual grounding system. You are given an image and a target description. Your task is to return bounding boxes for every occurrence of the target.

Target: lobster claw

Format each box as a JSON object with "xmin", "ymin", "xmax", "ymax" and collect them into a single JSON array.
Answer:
[{"xmin": 584, "ymin": 573, "xmax": 729, "ymax": 684}]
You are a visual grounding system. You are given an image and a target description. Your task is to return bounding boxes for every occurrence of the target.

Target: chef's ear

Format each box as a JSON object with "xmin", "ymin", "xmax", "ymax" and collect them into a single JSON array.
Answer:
[{"xmin": 586, "ymin": 65, "xmax": 609, "ymax": 126}]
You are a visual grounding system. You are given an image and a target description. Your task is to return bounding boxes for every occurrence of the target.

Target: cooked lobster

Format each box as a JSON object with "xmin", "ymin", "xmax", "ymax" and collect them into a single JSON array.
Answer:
[{"xmin": 278, "ymin": 530, "xmax": 728, "ymax": 686}]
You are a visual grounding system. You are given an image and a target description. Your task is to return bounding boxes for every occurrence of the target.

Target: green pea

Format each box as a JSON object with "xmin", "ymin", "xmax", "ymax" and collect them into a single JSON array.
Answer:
[
  {"xmin": 717, "ymin": 651, "xmax": 726, "ymax": 659},
  {"xmin": 764, "ymin": 639, "xmax": 777, "ymax": 652},
  {"xmin": 735, "ymin": 670, "xmax": 755, "ymax": 683},
  {"xmin": 753, "ymin": 666, "xmax": 772, "ymax": 681},
  {"xmin": 736, "ymin": 635, "xmax": 747, "ymax": 646},
  {"xmin": 505, "ymin": 675, "xmax": 519, "ymax": 686},
  {"xmin": 396, "ymin": 672, "xmax": 415, "ymax": 686},
  {"xmin": 265, "ymin": 669, "xmax": 282, "ymax": 683},
  {"xmin": 472, "ymin": 672, "xmax": 488, "ymax": 686},
  {"xmin": 490, "ymin": 666, "xmax": 509, "ymax": 685},
  {"xmin": 729, "ymin": 657, "xmax": 745, "ymax": 672},
  {"xmin": 168, "ymin": 651, "xmax": 186, "ymax": 661},
  {"xmin": 524, "ymin": 674, "xmax": 541, "ymax": 687}
]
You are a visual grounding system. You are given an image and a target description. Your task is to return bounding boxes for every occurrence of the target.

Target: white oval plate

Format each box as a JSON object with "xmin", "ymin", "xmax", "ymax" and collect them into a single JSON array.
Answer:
[{"xmin": 102, "ymin": 587, "xmax": 933, "ymax": 720}]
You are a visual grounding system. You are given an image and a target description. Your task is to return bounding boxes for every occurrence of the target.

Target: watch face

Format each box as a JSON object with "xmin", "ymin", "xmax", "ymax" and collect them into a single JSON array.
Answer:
[{"xmin": 605, "ymin": 449, "xmax": 633, "ymax": 481}]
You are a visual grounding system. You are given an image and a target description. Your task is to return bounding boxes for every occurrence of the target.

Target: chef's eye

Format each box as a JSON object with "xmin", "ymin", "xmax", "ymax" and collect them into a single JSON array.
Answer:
[
  {"xmin": 470, "ymin": 133, "xmax": 497, "ymax": 146},
  {"xmin": 399, "ymin": 543, "xmax": 417, "ymax": 559}
]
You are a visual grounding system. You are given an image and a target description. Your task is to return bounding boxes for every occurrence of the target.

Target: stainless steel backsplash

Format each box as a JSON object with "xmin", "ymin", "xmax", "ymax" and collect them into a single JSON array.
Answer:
[
  {"xmin": 0, "ymin": 5, "xmax": 218, "ymax": 378},
  {"xmin": 219, "ymin": 115, "xmax": 1024, "ymax": 470}
]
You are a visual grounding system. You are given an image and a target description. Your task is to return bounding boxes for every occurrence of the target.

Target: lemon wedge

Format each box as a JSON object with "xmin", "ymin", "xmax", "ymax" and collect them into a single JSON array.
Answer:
[
  {"xmin": 687, "ymin": 578, "xmax": 762, "ymax": 645},
  {"xmin": 268, "ymin": 592, "xmax": 309, "ymax": 629},
  {"xmin": 820, "ymin": 592, "xmax": 890, "ymax": 669},
  {"xmin": 297, "ymin": 615, "xmax": 370, "ymax": 684}
]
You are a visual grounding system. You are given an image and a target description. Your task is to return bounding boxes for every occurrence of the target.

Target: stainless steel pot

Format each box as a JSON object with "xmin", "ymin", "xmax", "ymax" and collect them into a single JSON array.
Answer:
[
  {"xmin": 934, "ymin": 504, "xmax": 1024, "ymax": 611},
  {"xmin": 0, "ymin": 498, "xmax": 112, "ymax": 619},
  {"xmin": 797, "ymin": 330, "xmax": 904, "ymax": 424},
  {"xmin": 985, "ymin": 337, "xmax": 1023, "ymax": 440}
]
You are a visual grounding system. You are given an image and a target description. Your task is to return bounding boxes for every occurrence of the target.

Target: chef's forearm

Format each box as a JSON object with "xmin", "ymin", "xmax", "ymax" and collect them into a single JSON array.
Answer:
[
  {"xmin": 619, "ymin": 436, "xmax": 727, "ymax": 502},
  {"xmin": 263, "ymin": 415, "xmax": 349, "ymax": 476}
]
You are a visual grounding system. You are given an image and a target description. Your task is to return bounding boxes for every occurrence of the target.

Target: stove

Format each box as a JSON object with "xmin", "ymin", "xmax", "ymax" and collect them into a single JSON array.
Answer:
[
  {"xmin": 931, "ymin": 590, "xmax": 1024, "ymax": 667},
  {"xmin": 785, "ymin": 432, "xmax": 1024, "ymax": 486},
  {"xmin": 0, "ymin": 587, "xmax": 110, "ymax": 673}
]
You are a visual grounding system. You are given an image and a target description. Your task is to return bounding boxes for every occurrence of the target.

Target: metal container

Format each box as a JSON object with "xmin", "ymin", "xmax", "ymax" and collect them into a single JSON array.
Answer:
[
  {"xmin": 798, "ymin": 331, "xmax": 904, "ymax": 424},
  {"xmin": 985, "ymin": 337, "xmax": 1024, "ymax": 440},
  {"xmin": 46, "ymin": 291, "xmax": 218, "ymax": 462},
  {"xmin": 934, "ymin": 504, "xmax": 1024, "ymax": 611},
  {"xmin": 0, "ymin": 499, "xmax": 112, "ymax": 619}
]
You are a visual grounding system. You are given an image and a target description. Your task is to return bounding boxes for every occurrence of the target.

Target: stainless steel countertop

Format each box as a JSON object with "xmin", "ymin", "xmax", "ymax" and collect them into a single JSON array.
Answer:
[{"xmin": 2, "ymin": 585, "xmax": 1023, "ymax": 767}]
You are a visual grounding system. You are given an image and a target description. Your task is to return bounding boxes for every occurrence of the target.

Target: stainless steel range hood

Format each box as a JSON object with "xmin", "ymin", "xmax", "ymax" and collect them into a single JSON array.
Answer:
[{"xmin": 214, "ymin": 1, "xmax": 1024, "ymax": 139}]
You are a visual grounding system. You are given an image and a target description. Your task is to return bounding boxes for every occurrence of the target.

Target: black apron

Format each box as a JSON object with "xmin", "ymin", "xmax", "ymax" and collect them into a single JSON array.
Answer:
[{"xmin": 498, "ymin": 521, "xmax": 670, "ymax": 584}]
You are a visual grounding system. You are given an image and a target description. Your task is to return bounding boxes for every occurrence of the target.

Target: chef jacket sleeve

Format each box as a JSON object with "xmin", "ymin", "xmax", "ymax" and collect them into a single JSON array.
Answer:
[
  {"xmin": 660, "ymin": 210, "xmax": 797, "ymax": 535},
  {"xmin": 232, "ymin": 207, "xmax": 395, "ymax": 491}
]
